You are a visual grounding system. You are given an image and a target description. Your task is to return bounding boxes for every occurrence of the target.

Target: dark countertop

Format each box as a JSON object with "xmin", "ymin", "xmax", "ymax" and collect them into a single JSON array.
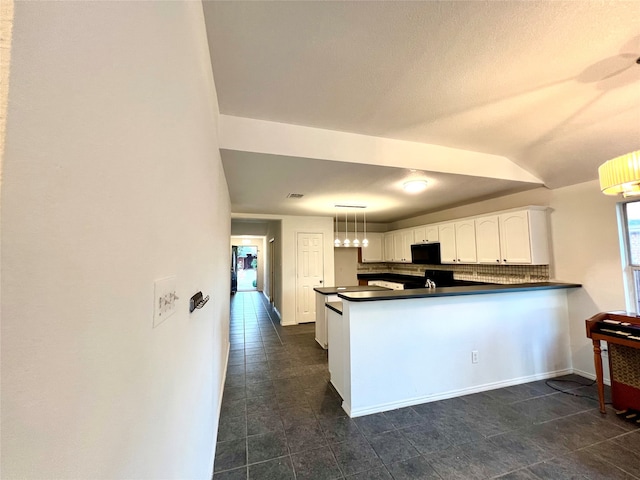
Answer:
[
  {"xmin": 337, "ymin": 282, "xmax": 581, "ymax": 302},
  {"xmin": 326, "ymin": 301, "xmax": 343, "ymax": 315},
  {"xmin": 314, "ymin": 285, "xmax": 391, "ymax": 295}
]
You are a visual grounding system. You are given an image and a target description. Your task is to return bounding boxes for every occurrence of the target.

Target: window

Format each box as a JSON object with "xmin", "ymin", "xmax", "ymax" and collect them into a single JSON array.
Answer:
[{"xmin": 622, "ymin": 201, "xmax": 640, "ymax": 312}]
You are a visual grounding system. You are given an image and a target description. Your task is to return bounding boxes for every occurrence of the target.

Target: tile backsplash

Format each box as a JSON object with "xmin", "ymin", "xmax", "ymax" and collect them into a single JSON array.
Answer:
[{"xmin": 357, "ymin": 262, "xmax": 549, "ymax": 284}]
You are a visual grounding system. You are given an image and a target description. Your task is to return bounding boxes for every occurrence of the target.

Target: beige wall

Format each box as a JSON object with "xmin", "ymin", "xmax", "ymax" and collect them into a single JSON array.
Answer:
[
  {"xmin": 549, "ymin": 180, "xmax": 624, "ymax": 378},
  {"xmin": 390, "ymin": 187, "xmax": 553, "ymax": 230},
  {"xmin": 1, "ymin": 2, "xmax": 230, "ymax": 478},
  {"xmin": 334, "ymin": 248, "xmax": 359, "ymax": 285}
]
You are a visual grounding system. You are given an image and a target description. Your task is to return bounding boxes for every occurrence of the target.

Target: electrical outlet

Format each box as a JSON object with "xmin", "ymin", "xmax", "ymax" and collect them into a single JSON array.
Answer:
[
  {"xmin": 153, "ymin": 276, "xmax": 178, "ymax": 327},
  {"xmin": 472, "ymin": 350, "xmax": 479, "ymax": 364}
]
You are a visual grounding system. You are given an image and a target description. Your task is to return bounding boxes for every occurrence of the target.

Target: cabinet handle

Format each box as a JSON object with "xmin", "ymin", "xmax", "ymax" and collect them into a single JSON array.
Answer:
[
  {"xmin": 458, "ymin": 259, "xmax": 461, "ymax": 262},
  {"xmin": 453, "ymin": 259, "xmax": 457, "ymax": 262},
  {"xmin": 503, "ymin": 259, "xmax": 507, "ymax": 262},
  {"xmin": 496, "ymin": 259, "xmax": 500, "ymax": 263}
]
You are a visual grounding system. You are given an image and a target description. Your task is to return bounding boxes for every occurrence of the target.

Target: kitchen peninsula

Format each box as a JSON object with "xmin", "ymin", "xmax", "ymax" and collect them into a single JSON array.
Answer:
[{"xmin": 326, "ymin": 282, "xmax": 580, "ymax": 418}]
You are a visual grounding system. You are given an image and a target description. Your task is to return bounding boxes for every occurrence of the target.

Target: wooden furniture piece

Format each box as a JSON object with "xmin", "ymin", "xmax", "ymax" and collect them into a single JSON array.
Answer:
[{"xmin": 585, "ymin": 311, "xmax": 640, "ymax": 414}]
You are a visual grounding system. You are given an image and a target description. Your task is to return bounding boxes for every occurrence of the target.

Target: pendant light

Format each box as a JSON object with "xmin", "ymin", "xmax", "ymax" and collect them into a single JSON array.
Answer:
[
  {"xmin": 334, "ymin": 211, "xmax": 341, "ymax": 247},
  {"xmin": 362, "ymin": 209, "xmax": 369, "ymax": 247},
  {"xmin": 599, "ymin": 150, "xmax": 640, "ymax": 197},
  {"xmin": 353, "ymin": 211, "xmax": 360, "ymax": 247},
  {"xmin": 343, "ymin": 211, "xmax": 350, "ymax": 247}
]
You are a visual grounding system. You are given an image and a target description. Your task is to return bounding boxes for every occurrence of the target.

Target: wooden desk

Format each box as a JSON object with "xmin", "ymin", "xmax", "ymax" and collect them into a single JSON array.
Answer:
[{"xmin": 586, "ymin": 311, "xmax": 640, "ymax": 414}]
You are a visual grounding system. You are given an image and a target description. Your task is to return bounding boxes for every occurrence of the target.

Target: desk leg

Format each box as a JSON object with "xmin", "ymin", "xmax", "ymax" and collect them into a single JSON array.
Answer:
[{"xmin": 592, "ymin": 340, "xmax": 606, "ymax": 414}]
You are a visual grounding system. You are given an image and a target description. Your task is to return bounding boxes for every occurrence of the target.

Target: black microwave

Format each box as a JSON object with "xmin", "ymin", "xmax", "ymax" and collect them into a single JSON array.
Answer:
[{"xmin": 410, "ymin": 242, "xmax": 441, "ymax": 265}]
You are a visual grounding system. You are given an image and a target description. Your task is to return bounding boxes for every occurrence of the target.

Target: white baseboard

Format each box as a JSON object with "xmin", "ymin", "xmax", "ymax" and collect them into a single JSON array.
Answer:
[
  {"xmin": 572, "ymin": 367, "xmax": 610, "ymax": 385},
  {"xmin": 346, "ymin": 368, "xmax": 573, "ymax": 418},
  {"xmin": 210, "ymin": 341, "xmax": 230, "ymax": 478}
]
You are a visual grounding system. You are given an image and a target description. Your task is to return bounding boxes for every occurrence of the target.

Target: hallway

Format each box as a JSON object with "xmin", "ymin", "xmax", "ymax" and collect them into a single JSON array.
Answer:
[{"xmin": 213, "ymin": 292, "xmax": 639, "ymax": 479}]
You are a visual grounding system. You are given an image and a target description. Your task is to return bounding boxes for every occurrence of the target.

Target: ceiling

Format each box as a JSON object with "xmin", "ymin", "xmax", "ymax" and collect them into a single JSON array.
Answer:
[{"xmin": 202, "ymin": 0, "xmax": 640, "ymax": 224}]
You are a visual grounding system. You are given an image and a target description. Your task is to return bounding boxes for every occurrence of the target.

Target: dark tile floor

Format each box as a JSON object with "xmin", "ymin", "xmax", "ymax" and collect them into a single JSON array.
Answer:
[{"xmin": 213, "ymin": 292, "xmax": 640, "ymax": 480}]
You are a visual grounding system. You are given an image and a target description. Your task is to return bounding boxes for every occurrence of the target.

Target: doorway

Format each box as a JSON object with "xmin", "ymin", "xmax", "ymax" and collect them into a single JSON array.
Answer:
[{"xmin": 236, "ymin": 245, "xmax": 258, "ymax": 291}]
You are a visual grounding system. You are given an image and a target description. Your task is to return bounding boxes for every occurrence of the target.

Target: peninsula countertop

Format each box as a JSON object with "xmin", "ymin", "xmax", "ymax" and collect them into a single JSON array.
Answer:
[{"xmin": 337, "ymin": 282, "xmax": 581, "ymax": 302}]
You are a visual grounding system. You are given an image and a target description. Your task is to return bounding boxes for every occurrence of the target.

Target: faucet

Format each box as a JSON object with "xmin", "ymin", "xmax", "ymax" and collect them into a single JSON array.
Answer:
[{"xmin": 425, "ymin": 279, "xmax": 436, "ymax": 289}]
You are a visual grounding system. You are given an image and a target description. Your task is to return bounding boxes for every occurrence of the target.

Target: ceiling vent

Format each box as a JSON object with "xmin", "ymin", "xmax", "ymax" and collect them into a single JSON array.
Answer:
[{"xmin": 287, "ymin": 193, "xmax": 304, "ymax": 199}]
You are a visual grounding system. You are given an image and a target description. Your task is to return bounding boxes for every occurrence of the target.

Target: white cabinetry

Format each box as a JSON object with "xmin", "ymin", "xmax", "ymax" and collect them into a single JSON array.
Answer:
[
  {"xmin": 438, "ymin": 223, "xmax": 457, "ymax": 263},
  {"xmin": 384, "ymin": 233, "xmax": 394, "ymax": 262},
  {"xmin": 455, "ymin": 220, "xmax": 477, "ymax": 263},
  {"xmin": 360, "ymin": 232, "xmax": 384, "ymax": 263},
  {"xmin": 385, "ymin": 229, "xmax": 413, "ymax": 262},
  {"xmin": 439, "ymin": 221, "xmax": 476, "ymax": 263},
  {"xmin": 383, "ymin": 206, "xmax": 549, "ymax": 265},
  {"xmin": 413, "ymin": 225, "xmax": 439, "ymax": 243},
  {"xmin": 499, "ymin": 209, "xmax": 549, "ymax": 264},
  {"xmin": 475, "ymin": 209, "xmax": 549, "ymax": 265},
  {"xmin": 475, "ymin": 215, "xmax": 501, "ymax": 264}
]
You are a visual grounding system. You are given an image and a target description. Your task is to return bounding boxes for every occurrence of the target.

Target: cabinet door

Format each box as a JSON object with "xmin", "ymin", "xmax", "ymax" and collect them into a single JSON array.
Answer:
[
  {"xmin": 361, "ymin": 232, "xmax": 384, "ymax": 263},
  {"xmin": 392, "ymin": 232, "xmax": 404, "ymax": 262},
  {"xmin": 499, "ymin": 211, "xmax": 532, "ymax": 263},
  {"xmin": 413, "ymin": 226, "xmax": 427, "ymax": 244},
  {"xmin": 384, "ymin": 233, "xmax": 394, "ymax": 262},
  {"xmin": 475, "ymin": 216, "xmax": 501, "ymax": 264},
  {"xmin": 455, "ymin": 220, "xmax": 477, "ymax": 263},
  {"xmin": 438, "ymin": 223, "xmax": 457, "ymax": 263},
  {"xmin": 425, "ymin": 225, "xmax": 439, "ymax": 242},
  {"xmin": 401, "ymin": 230, "xmax": 414, "ymax": 262}
]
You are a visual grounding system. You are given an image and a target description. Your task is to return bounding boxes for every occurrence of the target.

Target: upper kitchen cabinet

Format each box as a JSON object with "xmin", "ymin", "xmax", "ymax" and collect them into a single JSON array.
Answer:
[
  {"xmin": 383, "ymin": 229, "xmax": 413, "ymax": 262},
  {"xmin": 475, "ymin": 208, "xmax": 549, "ymax": 265},
  {"xmin": 438, "ymin": 223, "xmax": 457, "ymax": 263},
  {"xmin": 392, "ymin": 229, "xmax": 414, "ymax": 263},
  {"xmin": 475, "ymin": 215, "xmax": 501, "ymax": 264},
  {"xmin": 454, "ymin": 220, "xmax": 477, "ymax": 263},
  {"xmin": 413, "ymin": 225, "xmax": 439, "ymax": 243},
  {"xmin": 360, "ymin": 232, "xmax": 384, "ymax": 263},
  {"xmin": 438, "ymin": 220, "xmax": 476, "ymax": 263},
  {"xmin": 384, "ymin": 233, "xmax": 394, "ymax": 262},
  {"xmin": 499, "ymin": 209, "xmax": 549, "ymax": 264}
]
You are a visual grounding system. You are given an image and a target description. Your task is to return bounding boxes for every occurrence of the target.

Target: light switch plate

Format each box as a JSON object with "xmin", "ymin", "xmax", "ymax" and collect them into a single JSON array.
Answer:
[{"xmin": 153, "ymin": 276, "xmax": 177, "ymax": 327}]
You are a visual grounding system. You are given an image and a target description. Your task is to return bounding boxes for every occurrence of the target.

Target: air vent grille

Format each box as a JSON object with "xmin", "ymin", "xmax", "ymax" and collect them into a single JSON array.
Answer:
[{"xmin": 287, "ymin": 193, "xmax": 304, "ymax": 199}]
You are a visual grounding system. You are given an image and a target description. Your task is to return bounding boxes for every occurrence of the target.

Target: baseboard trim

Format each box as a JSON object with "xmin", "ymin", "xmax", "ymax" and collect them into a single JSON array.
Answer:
[
  {"xmin": 346, "ymin": 368, "xmax": 573, "ymax": 418},
  {"xmin": 210, "ymin": 340, "xmax": 230, "ymax": 478},
  {"xmin": 572, "ymin": 367, "xmax": 610, "ymax": 385}
]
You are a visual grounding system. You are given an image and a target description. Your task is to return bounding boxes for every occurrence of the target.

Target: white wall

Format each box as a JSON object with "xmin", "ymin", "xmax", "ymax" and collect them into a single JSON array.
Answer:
[
  {"xmin": 342, "ymin": 289, "xmax": 572, "ymax": 417},
  {"xmin": 549, "ymin": 180, "xmax": 625, "ymax": 378},
  {"xmin": 1, "ymin": 2, "xmax": 230, "ymax": 479}
]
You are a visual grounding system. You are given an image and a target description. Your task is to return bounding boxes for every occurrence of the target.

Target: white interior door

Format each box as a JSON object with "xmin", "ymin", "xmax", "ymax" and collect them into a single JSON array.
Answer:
[{"xmin": 296, "ymin": 233, "xmax": 324, "ymax": 323}]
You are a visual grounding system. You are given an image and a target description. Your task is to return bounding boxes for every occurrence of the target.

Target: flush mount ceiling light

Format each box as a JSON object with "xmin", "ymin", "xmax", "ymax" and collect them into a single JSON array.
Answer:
[
  {"xmin": 403, "ymin": 179, "xmax": 428, "ymax": 193},
  {"xmin": 598, "ymin": 150, "xmax": 640, "ymax": 197}
]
